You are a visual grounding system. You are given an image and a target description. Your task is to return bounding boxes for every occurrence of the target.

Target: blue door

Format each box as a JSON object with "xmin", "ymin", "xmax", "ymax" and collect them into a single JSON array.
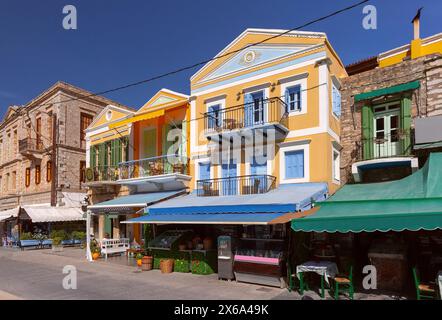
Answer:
[
  {"xmin": 244, "ymin": 91, "xmax": 264, "ymax": 127},
  {"xmin": 250, "ymin": 159, "xmax": 267, "ymax": 193},
  {"xmin": 208, "ymin": 104, "xmax": 221, "ymax": 130},
  {"xmin": 221, "ymin": 162, "xmax": 237, "ymax": 195}
]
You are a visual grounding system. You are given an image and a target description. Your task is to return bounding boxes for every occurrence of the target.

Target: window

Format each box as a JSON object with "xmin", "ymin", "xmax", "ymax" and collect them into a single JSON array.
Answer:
[
  {"xmin": 35, "ymin": 165, "xmax": 41, "ymax": 185},
  {"xmin": 332, "ymin": 149, "xmax": 340, "ymax": 182},
  {"xmin": 25, "ymin": 168, "xmax": 31, "ymax": 187},
  {"xmin": 285, "ymin": 150, "xmax": 304, "ymax": 179},
  {"xmin": 13, "ymin": 130, "xmax": 17, "ymax": 154},
  {"xmin": 80, "ymin": 113, "xmax": 93, "ymax": 143},
  {"xmin": 36, "ymin": 117, "xmax": 42, "ymax": 149},
  {"xmin": 332, "ymin": 83, "xmax": 341, "ymax": 117},
  {"xmin": 11, "ymin": 171, "xmax": 16, "ymax": 190},
  {"xmin": 5, "ymin": 173, "xmax": 9, "ymax": 190},
  {"xmin": 285, "ymin": 85, "xmax": 301, "ymax": 112},
  {"xmin": 46, "ymin": 161, "xmax": 52, "ymax": 183},
  {"xmin": 80, "ymin": 161, "xmax": 86, "ymax": 185},
  {"xmin": 198, "ymin": 162, "xmax": 211, "ymax": 181},
  {"xmin": 47, "ymin": 112, "xmax": 53, "ymax": 142}
]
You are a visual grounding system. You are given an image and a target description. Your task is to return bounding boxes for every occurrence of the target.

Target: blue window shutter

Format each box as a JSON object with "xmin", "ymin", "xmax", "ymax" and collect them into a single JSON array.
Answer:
[
  {"xmin": 208, "ymin": 104, "xmax": 220, "ymax": 129},
  {"xmin": 285, "ymin": 150, "xmax": 304, "ymax": 179},
  {"xmin": 199, "ymin": 162, "xmax": 210, "ymax": 180},
  {"xmin": 244, "ymin": 93, "xmax": 253, "ymax": 127},
  {"xmin": 332, "ymin": 85, "xmax": 341, "ymax": 117}
]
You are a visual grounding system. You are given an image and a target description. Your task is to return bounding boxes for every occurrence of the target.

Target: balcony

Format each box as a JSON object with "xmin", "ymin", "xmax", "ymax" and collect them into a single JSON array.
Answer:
[
  {"xmin": 352, "ymin": 130, "xmax": 418, "ymax": 182},
  {"xmin": 84, "ymin": 166, "xmax": 119, "ymax": 185},
  {"xmin": 196, "ymin": 175, "xmax": 276, "ymax": 197},
  {"xmin": 19, "ymin": 138, "xmax": 44, "ymax": 158},
  {"xmin": 203, "ymin": 97, "xmax": 289, "ymax": 141},
  {"xmin": 118, "ymin": 155, "xmax": 191, "ymax": 190}
]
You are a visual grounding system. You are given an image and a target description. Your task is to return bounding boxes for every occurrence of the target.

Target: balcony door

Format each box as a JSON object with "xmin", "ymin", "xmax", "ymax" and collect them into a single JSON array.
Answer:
[
  {"xmin": 221, "ymin": 161, "xmax": 237, "ymax": 195},
  {"xmin": 244, "ymin": 90, "xmax": 265, "ymax": 127},
  {"xmin": 373, "ymin": 106, "xmax": 400, "ymax": 158},
  {"xmin": 250, "ymin": 159, "xmax": 267, "ymax": 194}
]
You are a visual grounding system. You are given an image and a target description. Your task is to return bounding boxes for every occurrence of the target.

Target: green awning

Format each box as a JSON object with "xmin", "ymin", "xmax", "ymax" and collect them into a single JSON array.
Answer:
[
  {"xmin": 292, "ymin": 153, "xmax": 442, "ymax": 233},
  {"xmin": 354, "ymin": 81, "xmax": 420, "ymax": 102}
]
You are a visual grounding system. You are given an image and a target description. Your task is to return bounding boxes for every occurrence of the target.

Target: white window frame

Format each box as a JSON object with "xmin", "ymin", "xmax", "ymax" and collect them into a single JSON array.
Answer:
[
  {"xmin": 194, "ymin": 157, "xmax": 214, "ymax": 189},
  {"xmin": 331, "ymin": 76, "xmax": 341, "ymax": 120},
  {"xmin": 243, "ymin": 85, "xmax": 270, "ymax": 123},
  {"xmin": 332, "ymin": 146, "xmax": 340, "ymax": 184},
  {"xmin": 205, "ymin": 98, "xmax": 225, "ymax": 132},
  {"xmin": 280, "ymin": 76, "xmax": 308, "ymax": 116},
  {"xmin": 279, "ymin": 142, "xmax": 310, "ymax": 184},
  {"xmin": 245, "ymin": 154, "xmax": 271, "ymax": 176}
]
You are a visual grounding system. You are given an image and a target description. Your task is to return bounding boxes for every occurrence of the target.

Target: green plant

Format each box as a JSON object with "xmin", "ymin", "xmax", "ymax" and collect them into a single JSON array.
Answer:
[
  {"xmin": 52, "ymin": 237, "xmax": 63, "ymax": 246},
  {"xmin": 135, "ymin": 253, "xmax": 143, "ymax": 260},
  {"xmin": 50, "ymin": 230, "xmax": 68, "ymax": 241},
  {"xmin": 71, "ymin": 231, "xmax": 86, "ymax": 241},
  {"xmin": 20, "ymin": 232, "xmax": 33, "ymax": 240},
  {"xmin": 90, "ymin": 239, "xmax": 100, "ymax": 254}
]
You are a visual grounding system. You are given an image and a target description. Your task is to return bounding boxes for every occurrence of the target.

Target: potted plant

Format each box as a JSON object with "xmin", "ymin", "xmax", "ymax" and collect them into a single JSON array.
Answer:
[
  {"xmin": 136, "ymin": 253, "xmax": 143, "ymax": 267},
  {"xmin": 50, "ymin": 230, "xmax": 67, "ymax": 252},
  {"xmin": 90, "ymin": 239, "xmax": 101, "ymax": 260},
  {"xmin": 141, "ymin": 248, "xmax": 153, "ymax": 271},
  {"xmin": 71, "ymin": 231, "xmax": 86, "ymax": 249}
]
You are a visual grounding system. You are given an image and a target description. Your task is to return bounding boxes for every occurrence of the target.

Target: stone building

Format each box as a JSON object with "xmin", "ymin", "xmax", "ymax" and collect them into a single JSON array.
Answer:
[
  {"xmin": 340, "ymin": 29, "xmax": 442, "ymax": 184},
  {"xmin": 0, "ymin": 81, "xmax": 127, "ymax": 238}
]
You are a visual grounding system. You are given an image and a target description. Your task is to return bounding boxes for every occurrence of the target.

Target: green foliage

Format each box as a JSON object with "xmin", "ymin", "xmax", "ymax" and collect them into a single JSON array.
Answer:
[
  {"xmin": 90, "ymin": 239, "xmax": 101, "ymax": 254},
  {"xmin": 50, "ymin": 230, "xmax": 68, "ymax": 241},
  {"xmin": 20, "ymin": 232, "xmax": 33, "ymax": 240},
  {"xmin": 135, "ymin": 253, "xmax": 143, "ymax": 260},
  {"xmin": 174, "ymin": 259, "xmax": 190, "ymax": 273},
  {"xmin": 52, "ymin": 237, "xmax": 63, "ymax": 246},
  {"xmin": 191, "ymin": 251, "xmax": 217, "ymax": 275},
  {"xmin": 71, "ymin": 231, "xmax": 86, "ymax": 241}
]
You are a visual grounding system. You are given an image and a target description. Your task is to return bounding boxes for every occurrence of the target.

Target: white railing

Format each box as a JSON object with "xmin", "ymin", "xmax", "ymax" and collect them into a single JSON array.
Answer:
[{"xmin": 100, "ymin": 238, "xmax": 130, "ymax": 260}]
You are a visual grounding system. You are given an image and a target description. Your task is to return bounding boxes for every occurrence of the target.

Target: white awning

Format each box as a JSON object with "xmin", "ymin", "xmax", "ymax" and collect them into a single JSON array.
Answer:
[
  {"xmin": 0, "ymin": 207, "xmax": 19, "ymax": 222},
  {"xmin": 22, "ymin": 207, "xmax": 85, "ymax": 223}
]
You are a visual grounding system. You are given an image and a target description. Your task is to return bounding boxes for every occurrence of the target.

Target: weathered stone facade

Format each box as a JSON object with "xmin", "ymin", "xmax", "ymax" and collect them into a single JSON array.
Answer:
[
  {"xmin": 0, "ymin": 82, "xmax": 125, "ymax": 210},
  {"xmin": 340, "ymin": 54, "xmax": 442, "ymax": 184}
]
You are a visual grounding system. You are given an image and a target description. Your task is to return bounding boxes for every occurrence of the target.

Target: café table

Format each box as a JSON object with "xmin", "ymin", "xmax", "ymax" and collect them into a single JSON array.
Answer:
[{"xmin": 296, "ymin": 261, "xmax": 339, "ymax": 298}]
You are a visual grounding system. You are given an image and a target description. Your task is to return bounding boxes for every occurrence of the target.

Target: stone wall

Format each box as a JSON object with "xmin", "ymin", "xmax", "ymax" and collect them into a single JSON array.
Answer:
[{"xmin": 340, "ymin": 54, "xmax": 442, "ymax": 184}]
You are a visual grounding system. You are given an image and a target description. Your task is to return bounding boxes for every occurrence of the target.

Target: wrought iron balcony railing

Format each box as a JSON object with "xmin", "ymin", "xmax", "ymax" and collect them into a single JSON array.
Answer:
[
  {"xmin": 118, "ymin": 154, "xmax": 189, "ymax": 180},
  {"xmin": 356, "ymin": 130, "xmax": 412, "ymax": 161},
  {"xmin": 196, "ymin": 174, "xmax": 276, "ymax": 197},
  {"xmin": 204, "ymin": 97, "xmax": 288, "ymax": 134},
  {"xmin": 19, "ymin": 137, "xmax": 44, "ymax": 154},
  {"xmin": 85, "ymin": 166, "xmax": 119, "ymax": 183}
]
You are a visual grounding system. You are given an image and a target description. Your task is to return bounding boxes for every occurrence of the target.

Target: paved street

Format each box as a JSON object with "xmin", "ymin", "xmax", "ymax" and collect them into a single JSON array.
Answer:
[{"xmin": 0, "ymin": 248, "xmax": 395, "ymax": 300}]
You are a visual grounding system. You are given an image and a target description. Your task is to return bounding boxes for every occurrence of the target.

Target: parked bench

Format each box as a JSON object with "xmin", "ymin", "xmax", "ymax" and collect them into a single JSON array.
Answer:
[
  {"xmin": 61, "ymin": 239, "xmax": 82, "ymax": 247},
  {"xmin": 101, "ymin": 238, "xmax": 130, "ymax": 260},
  {"xmin": 19, "ymin": 240, "xmax": 42, "ymax": 250}
]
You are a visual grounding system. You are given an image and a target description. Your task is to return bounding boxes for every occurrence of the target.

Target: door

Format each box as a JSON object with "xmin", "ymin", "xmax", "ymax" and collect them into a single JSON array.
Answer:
[
  {"xmin": 244, "ymin": 90, "xmax": 264, "ymax": 127},
  {"xmin": 250, "ymin": 159, "xmax": 267, "ymax": 193},
  {"xmin": 221, "ymin": 161, "xmax": 237, "ymax": 195},
  {"xmin": 208, "ymin": 104, "xmax": 221, "ymax": 130},
  {"xmin": 373, "ymin": 109, "xmax": 400, "ymax": 158},
  {"xmin": 141, "ymin": 128, "xmax": 157, "ymax": 176}
]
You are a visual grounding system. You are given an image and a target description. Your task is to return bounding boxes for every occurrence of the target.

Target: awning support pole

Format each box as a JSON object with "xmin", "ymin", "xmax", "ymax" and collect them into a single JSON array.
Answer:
[{"xmin": 86, "ymin": 210, "xmax": 93, "ymax": 262}]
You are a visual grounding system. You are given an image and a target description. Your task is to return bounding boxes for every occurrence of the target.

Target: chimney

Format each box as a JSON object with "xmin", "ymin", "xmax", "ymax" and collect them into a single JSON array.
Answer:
[{"xmin": 410, "ymin": 7, "xmax": 423, "ymax": 59}]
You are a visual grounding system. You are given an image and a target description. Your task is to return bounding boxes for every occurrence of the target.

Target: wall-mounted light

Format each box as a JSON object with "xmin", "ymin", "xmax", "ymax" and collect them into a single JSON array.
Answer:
[{"xmin": 236, "ymin": 92, "xmax": 242, "ymax": 101}]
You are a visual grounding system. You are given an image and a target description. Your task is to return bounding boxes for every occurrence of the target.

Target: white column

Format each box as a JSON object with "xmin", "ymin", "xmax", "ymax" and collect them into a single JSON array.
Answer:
[{"xmin": 86, "ymin": 210, "xmax": 93, "ymax": 262}]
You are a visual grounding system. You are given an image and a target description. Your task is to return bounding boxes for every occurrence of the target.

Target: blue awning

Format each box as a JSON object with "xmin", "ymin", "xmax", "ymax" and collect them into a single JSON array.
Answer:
[
  {"xmin": 123, "ymin": 213, "xmax": 288, "ymax": 225},
  {"xmin": 146, "ymin": 183, "xmax": 327, "ymax": 215},
  {"xmin": 88, "ymin": 190, "xmax": 186, "ymax": 214},
  {"xmin": 124, "ymin": 183, "xmax": 328, "ymax": 224}
]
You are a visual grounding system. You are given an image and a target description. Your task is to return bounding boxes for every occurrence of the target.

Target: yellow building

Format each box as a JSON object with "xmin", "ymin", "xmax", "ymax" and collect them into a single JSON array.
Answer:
[
  {"xmin": 188, "ymin": 29, "xmax": 347, "ymax": 195},
  {"xmin": 85, "ymin": 89, "xmax": 190, "ymax": 242}
]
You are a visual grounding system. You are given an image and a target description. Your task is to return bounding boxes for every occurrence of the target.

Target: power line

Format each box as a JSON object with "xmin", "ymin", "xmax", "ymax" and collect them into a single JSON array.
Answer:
[{"xmin": 8, "ymin": 0, "xmax": 369, "ymax": 111}]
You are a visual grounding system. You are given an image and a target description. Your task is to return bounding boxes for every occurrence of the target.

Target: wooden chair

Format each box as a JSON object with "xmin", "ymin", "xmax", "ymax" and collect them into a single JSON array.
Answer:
[
  {"xmin": 412, "ymin": 267, "xmax": 437, "ymax": 300},
  {"xmin": 333, "ymin": 265, "xmax": 354, "ymax": 300}
]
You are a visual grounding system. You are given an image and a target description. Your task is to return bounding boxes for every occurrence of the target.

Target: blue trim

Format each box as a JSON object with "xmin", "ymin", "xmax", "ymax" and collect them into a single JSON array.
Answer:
[
  {"xmin": 147, "ymin": 203, "xmax": 296, "ymax": 215},
  {"xmin": 129, "ymin": 212, "xmax": 285, "ymax": 224},
  {"xmin": 192, "ymin": 51, "xmax": 326, "ymax": 94}
]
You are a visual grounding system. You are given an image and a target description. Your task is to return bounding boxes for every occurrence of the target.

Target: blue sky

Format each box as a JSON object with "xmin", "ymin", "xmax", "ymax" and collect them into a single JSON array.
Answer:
[{"xmin": 0, "ymin": 0, "xmax": 440, "ymax": 115}]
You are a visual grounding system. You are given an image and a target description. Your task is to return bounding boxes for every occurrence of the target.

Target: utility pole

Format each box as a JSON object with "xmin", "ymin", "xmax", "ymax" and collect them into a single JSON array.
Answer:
[{"xmin": 50, "ymin": 113, "xmax": 57, "ymax": 207}]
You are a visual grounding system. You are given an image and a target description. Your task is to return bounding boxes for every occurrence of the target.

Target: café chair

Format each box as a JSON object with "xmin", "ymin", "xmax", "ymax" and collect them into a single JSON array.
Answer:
[
  {"xmin": 412, "ymin": 267, "xmax": 437, "ymax": 300},
  {"xmin": 332, "ymin": 265, "xmax": 354, "ymax": 300}
]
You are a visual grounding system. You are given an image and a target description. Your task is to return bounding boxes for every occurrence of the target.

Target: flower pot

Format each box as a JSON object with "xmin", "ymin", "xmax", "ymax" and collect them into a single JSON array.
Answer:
[
  {"xmin": 178, "ymin": 244, "xmax": 187, "ymax": 251},
  {"xmin": 192, "ymin": 236, "xmax": 201, "ymax": 247},
  {"xmin": 92, "ymin": 252, "xmax": 100, "ymax": 260},
  {"xmin": 159, "ymin": 259, "xmax": 174, "ymax": 273},
  {"xmin": 142, "ymin": 256, "xmax": 153, "ymax": 271},
  {"xmin": 203, "ymin": 237, "xmax": 213, "ymax": 250}
]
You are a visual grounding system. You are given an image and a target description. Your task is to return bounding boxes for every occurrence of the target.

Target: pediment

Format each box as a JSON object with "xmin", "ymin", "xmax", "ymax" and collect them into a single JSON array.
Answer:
[{"xmin": 198, "ymin": 44, "xmax": 315, "ymax": 83}]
